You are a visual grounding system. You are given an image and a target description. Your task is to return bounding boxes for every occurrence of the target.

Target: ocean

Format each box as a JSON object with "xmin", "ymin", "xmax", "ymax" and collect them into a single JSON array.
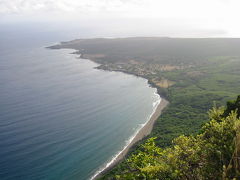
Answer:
[{"xmin": 0, "ymin": 27, "xmax": 160, "ymax": 179}]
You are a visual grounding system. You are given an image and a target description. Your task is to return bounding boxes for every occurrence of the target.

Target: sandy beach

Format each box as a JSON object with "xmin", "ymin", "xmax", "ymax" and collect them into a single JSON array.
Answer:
[{"xmin": 92, "ymin": 97, "xmax": 169, "ymax": 179}]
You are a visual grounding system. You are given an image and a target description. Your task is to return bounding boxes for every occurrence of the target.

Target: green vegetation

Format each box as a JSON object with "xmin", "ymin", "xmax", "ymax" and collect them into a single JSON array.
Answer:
[
  {"xmin": 151, "ymin": 55, "xmax": 240, "ymax": 147},
  {"xmin": 101, "ymin": 96, "xmax": 240, "ymax": 179}
]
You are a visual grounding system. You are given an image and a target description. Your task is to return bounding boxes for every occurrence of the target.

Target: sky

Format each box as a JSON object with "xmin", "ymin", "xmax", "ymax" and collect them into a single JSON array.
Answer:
[{"xmin": 1, "ymin": 0, "xmax": 240, "ymax": 37}]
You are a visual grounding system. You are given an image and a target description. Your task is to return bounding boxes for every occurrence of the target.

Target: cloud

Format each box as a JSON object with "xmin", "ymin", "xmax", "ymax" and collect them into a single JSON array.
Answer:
[
  {"xmin": 0, "ymin": 0, "xmax": 240, "ymax": 37},
  {"xmin": 0, "ymin": 0, "xmax": 137, "ymax": 14},
  {"xmin": 0, "ymin": 0, "xmax": 234, "ymax": 15}
]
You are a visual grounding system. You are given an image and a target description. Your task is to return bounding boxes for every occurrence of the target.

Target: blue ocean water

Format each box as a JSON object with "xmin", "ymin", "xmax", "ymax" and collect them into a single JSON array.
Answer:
[{"xmin": 0, "ymin": 28, "xmax": 160, "ymax": 180}]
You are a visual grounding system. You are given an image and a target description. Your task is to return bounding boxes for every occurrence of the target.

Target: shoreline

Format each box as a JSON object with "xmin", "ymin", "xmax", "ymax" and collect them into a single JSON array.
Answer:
[
  {"xmin": 48, "ymin": 47, "xmax": 170, "ymax": 179},
  {"xmin": 90, "ymin": 97, "xmax": 169, "ymax": 180},
  {"xmin": 85, "ymin": 53, "xmax": 170, "ymax": 178}
]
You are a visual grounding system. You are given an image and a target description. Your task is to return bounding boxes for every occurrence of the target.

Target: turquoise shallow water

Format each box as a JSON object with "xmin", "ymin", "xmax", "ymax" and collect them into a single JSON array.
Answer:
[{"xmin": 0, "ymin": 33, "xmax": 159, "ymax": 180}]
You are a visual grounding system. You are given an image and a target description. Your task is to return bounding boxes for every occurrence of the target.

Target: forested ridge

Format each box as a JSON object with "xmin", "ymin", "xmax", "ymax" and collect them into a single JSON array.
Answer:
[{"xmin": 101, "ymin": 96, "xmax": 240, "ymax": 179}]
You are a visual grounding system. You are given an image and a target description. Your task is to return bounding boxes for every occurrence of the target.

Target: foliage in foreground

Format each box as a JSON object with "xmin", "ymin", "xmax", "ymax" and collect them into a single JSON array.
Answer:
[{"xmin": 102, "ymin": 96, "xmax": 240, "ymax": 179}]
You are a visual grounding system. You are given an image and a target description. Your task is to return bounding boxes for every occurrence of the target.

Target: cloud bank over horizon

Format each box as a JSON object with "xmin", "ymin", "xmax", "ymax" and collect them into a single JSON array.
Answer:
[{"xmin": 1, "ymin": 0, "xmax": 240, "ymax": 37}]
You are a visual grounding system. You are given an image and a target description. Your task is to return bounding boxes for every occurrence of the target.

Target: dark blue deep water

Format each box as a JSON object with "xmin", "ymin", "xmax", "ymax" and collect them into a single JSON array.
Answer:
[{"xmin": 0, "ymin": 27, "xmax": 160, "ymax": 179}]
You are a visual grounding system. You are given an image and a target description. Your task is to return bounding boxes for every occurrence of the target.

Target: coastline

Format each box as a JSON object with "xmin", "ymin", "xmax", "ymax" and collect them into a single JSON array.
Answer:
[
  {"xmin": 48, "ymin": 47, "xmax": 170, "ymax": 179},
  {"xmin": 91, "ymin": 97, "xmax": 169, "ymax": 179},
  {"xmin": 76, "ymin": 53, "xmax": 170, "ymax": 180},
  {"xmin": 90, "ymin": 98, "xmax": 169, "ymax": 180},
  {"xmin": 83, "ymin": 53, "xmax": 170, "ymax": 179}
]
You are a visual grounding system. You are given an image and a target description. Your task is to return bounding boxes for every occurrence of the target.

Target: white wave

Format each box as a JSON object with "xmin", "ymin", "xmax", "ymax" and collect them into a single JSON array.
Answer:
[{"xmin": 89, "ymin": 92, "xmax": 162, "ymax": 180}]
